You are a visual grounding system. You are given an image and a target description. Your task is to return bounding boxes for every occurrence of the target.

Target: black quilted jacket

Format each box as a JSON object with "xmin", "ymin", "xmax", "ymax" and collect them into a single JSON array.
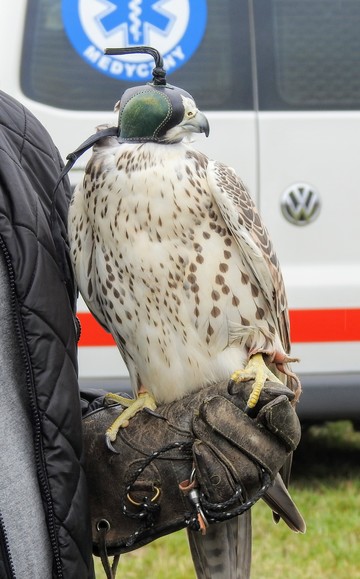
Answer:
[{"xmin": 0, "ymin": 90, "xmax": 93, "ymax": 578}]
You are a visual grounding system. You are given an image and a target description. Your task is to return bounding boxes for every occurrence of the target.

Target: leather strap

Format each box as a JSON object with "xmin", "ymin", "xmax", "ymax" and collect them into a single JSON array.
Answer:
[
  {"xmin": 53, "ymin": 125, "xmax": 119, "ymax": 195},
  {"xmin": 97, "ymin": 520, "xmax": 120, "ymax": 579}
]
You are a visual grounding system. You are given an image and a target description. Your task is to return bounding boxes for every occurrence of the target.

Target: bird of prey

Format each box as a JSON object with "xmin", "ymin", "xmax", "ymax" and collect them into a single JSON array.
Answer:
[{"xmin": 68, "ymin": 47, "xmax": 303, "ymax": 578}]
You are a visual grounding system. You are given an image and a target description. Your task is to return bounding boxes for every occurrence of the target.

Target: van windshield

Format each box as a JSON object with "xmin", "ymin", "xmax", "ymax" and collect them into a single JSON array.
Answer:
[
  {"xmin": 21, "ymin": 0, "xmax": 360, "ymax": 113},
  {"xmin": 20, "ymin": 0, "xmax": 252, "ymax": 112}
]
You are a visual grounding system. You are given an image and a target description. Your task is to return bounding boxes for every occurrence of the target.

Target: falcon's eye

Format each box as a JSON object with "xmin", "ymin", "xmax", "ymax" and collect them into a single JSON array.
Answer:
[{"xmin": 186, "ymin": 110, "xmax": 195, "ymax": 118}]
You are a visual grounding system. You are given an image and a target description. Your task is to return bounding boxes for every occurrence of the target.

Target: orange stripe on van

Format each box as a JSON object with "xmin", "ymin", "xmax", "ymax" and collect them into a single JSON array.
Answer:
[
  {"xmin": 77, "ymin": 313, "xmax": 115, "ymax": 346},
  {"xmin": 289, "ymin": 308, "xmax": 360, "ymax": 343},
  {"xmin": 77, "ymin": 308, "xmax": 360, "ymax": 347}
]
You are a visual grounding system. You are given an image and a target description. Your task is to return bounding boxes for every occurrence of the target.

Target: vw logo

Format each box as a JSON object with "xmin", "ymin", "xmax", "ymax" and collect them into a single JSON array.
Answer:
[{"xmin": 281, "ymin": 183, "xmax": 321, "ymax": 226}]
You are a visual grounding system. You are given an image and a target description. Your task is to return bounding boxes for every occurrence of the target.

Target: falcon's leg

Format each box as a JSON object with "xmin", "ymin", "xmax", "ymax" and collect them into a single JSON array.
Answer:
[
  {"xmin": 105, "ymin": 387, "xmax": 157, "ymax": 449},
  {"xmin": 230, "ymin": 353, "xmax": 283, "ymax": 412}
]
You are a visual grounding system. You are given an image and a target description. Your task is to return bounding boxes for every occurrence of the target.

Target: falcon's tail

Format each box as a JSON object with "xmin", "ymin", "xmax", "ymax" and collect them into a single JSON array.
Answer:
[
  {"xmin": 187, "ymin": 511, "xmax": 252, "ymax": 579},
  {"xmin": 263, "ymin": 473, "xmax": 306, "ymax": 534}
]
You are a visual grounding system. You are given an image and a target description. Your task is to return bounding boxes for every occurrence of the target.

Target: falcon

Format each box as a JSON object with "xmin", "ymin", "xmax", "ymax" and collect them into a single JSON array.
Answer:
[{"xmin": 68, "ymin": 46, "xmax": 302, "ymax": 578}]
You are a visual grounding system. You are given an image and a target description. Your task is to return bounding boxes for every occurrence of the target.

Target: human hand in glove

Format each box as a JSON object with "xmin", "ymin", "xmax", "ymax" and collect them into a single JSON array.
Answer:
[{"xmin": 81, "ymin": 378, "xmax": 305, "ymax": 565}]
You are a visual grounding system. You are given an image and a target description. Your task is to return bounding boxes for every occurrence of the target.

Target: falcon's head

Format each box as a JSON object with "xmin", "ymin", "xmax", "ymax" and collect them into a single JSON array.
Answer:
[
  {"xmin": 116, "ymin": 86, "xmax": 209, "ymax": 144},
  {"xmin": 105, "ymin": 46, "xmax": 209, "ymax": 144}
]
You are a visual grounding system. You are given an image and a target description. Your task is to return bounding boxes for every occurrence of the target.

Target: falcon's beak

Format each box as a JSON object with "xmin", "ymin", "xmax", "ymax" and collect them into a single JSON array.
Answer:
[
  {"xmin": 183, "ymin": 110, "xmax": 210, "ymax": 137},
  {"xmin": 192, "ymin": 110, "xmax": 210, "ymax": 137}
]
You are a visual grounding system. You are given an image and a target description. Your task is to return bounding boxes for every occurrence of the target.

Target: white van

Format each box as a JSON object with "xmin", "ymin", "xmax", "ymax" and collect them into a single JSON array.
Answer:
[{"xmin": 2, "ymin": 0, "xmax": 359, "ymax": 424}]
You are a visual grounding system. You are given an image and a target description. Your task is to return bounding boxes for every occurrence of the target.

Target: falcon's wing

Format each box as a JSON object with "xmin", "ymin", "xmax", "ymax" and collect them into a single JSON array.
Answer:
[
  {"xmin": 68, "ymin": 170, "xmax": 109, "ymax": 332},
  {"xmin": 207, "ymin": 160, "xmax": 291, "ymax": 353},
  {"xmin": 68, "ymin": 129, "xmax": 121, "ymax": 333},
  {"xmin": 68, "ymin": 145, "xmax": 139, "ymax": 388}
]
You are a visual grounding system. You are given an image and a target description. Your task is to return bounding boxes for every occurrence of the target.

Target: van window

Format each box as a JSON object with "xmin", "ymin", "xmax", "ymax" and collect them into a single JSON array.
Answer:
[
  {"xmin": 254, "ymin": 0, "xmax": 360, "ymax": 110},
  {"xmin": 20, "ymin": 0, "xmax": 252, "ymax": 111}
]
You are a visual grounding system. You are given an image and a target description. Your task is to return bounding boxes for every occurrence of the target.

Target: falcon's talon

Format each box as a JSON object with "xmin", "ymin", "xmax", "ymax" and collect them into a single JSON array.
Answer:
[
  {"xmin": 105, "ymin": 435, "xmax": 120, "ymax": 454},
  {"xmin": 231, "ymin": 353, "xmax": 283, "ymax": 410},
  {"xmin": 104, "ymin": 392, "xmax": 134, "ymax": 407},
  {"xmin": 246, "ymin": 380, "xmax": 263, "ymax": 409},
  {"xmin": 105, "ymin": 391, "xmax": 157, "ymax": 446}
]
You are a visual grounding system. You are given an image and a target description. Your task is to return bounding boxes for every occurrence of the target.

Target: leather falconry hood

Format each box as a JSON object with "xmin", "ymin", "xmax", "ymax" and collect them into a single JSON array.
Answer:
[{"xmin": 104, "ymin": 46, "xmax": 197, "ymax": 142}]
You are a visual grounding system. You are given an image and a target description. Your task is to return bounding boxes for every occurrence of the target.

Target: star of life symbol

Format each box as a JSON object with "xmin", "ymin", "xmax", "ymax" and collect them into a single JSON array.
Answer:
[
  {"xmin": 98, "ymin": 0, "xmax": 174, "ymax": 45},
  {"xmin": 62, "ymin": 0, "xmax": 207, "ymax": 81}
]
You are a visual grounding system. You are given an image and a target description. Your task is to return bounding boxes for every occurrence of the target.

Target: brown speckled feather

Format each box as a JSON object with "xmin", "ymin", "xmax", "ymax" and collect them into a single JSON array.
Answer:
[
  {"xmin": 69, "ymin": 141, "xmax": 294, "ymax": 402},
  {"xmin": 207, "ymin": 159, "xmax": 291, "ymax": 354}
]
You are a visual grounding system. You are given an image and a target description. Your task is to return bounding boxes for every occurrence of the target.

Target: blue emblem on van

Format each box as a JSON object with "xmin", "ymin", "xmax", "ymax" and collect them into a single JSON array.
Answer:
[{"xmin": 62, "ymin": 0, "xmax": 207, "ymax": 82}]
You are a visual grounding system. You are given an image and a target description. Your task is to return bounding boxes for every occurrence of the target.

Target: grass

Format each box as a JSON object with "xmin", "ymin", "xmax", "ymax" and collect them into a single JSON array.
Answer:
[{"xmin": 93, "ymin": 421, "xmax": 360, "ymax": 578}]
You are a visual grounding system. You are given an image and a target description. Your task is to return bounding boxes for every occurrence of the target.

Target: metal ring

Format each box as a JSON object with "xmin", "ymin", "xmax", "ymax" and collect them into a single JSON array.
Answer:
[
  {"xmin": 126, "ymin": 486, "xmax": 160, "ymax": 506},
  {"xmin": 96, "ymin": 518, "xmax": 111, "ymax": 532}
]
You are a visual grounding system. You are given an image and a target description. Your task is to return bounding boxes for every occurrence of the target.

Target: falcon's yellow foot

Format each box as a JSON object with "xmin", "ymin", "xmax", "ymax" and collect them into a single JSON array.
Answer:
[
  {"xmin": 230, "ymin": 353, "xmax": 283, "ymax": 412},
  {"xmin": 105, "ymin": 391, "xmax": 157, "ymax": 452}
]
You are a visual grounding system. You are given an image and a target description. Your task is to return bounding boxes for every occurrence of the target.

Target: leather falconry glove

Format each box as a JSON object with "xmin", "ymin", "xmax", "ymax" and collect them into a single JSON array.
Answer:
[{"xmin": 81, "ymin": 379, "xmax": 305, "ymax": 578}]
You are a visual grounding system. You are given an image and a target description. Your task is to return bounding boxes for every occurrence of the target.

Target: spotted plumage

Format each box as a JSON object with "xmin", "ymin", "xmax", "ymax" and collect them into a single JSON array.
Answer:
[{"xmin": 69, "ymin": 139, "xmax": 292, "ymax": 405}]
